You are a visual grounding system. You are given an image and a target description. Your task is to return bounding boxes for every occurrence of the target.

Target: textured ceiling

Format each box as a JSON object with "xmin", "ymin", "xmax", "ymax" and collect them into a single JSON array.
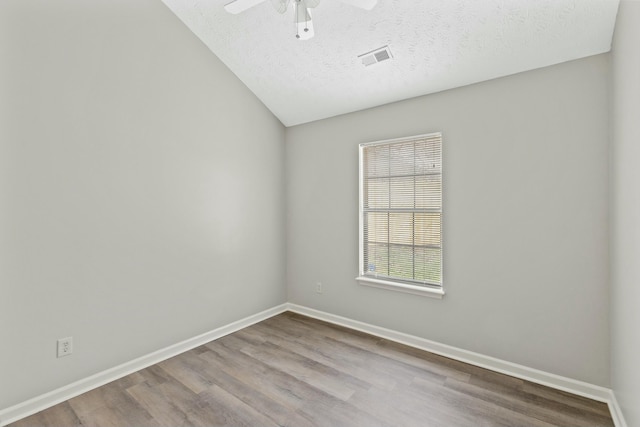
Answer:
[{"xmin": 161, "ymin": 0, "xmax": 619, "ymax": 127}]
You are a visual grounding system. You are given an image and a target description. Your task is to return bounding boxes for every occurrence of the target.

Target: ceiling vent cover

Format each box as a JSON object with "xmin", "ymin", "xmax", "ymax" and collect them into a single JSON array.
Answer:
[{"xmin": 359, "ymin": 45, "xmax": 393, "ymax": 67}]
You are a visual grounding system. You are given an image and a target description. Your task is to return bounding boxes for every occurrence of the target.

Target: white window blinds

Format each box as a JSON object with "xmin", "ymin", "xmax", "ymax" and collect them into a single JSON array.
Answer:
[{"xmin": 359, "ymin": 133, "xmax": 442, "ymax": 290}]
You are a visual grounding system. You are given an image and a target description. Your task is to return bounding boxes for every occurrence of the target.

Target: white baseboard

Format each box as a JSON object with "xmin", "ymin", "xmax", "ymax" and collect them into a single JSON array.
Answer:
[
  {"xmin": 0, "ymin": 304, "xmax": 288, "ymax": 427},
  {"xmin": 286, "ymin": 303, "xmax": 625, "ymax": 425},
  {"xmin": 607, "ymin": 391, "xmax": 629, "ymax": 427}
]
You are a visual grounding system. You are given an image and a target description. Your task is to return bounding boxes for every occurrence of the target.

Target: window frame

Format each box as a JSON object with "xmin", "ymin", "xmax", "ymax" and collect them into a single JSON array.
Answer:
[{"xmin": 356, "ymin": 133, "xmax": 444, "ymax": 299}]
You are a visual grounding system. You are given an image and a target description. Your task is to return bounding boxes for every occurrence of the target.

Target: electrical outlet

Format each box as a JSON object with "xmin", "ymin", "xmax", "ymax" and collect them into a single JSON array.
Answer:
[
  {"xmin": 57, "ymin": 337, "xmax": 73, "ymax": 358},
  {"xmin": 315, "ymin": 282, "xmax": 323, "ymax": 294}
]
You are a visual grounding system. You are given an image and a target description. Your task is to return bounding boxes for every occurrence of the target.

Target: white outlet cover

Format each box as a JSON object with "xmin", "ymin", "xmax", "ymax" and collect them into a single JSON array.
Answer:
[{"xmin": 57, "ymin": 337, "xmax": 73, "ymax": 358}]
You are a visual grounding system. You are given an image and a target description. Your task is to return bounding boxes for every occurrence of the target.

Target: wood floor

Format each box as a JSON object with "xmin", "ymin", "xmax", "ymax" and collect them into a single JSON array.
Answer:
[{"xmin": 11, "ymin": 312, "xmax": 614, "ymax": 427}]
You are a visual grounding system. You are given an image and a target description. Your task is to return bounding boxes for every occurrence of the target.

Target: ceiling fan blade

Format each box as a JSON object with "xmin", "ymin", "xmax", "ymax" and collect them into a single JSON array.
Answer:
[
  {"xmin": 270, "ymin": 0, "xmax": 290, "ymax": 14},
  {"xmin": 338, "ymin": 0, "xmax": 377, "ymax": 10},
  {"xmin": 224, "ymin": 0, "xmax": 267, "ymax": 14}
]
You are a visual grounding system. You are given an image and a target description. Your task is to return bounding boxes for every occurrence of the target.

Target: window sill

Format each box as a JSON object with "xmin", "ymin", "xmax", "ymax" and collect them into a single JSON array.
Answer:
[{"xmin": 356, "ymin": 276, "xmax": 445, "ymax": 299}]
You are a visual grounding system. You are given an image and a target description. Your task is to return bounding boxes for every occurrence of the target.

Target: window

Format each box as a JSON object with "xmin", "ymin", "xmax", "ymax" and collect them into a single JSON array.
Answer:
[{"xmin": 357, "ymin": 133, "xmax": 444, "ymax": 298}]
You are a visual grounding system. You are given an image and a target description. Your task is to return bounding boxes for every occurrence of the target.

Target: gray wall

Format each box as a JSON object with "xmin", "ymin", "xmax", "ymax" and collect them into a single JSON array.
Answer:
[
  {"xmin": 286, "ymin": 55, "xmax": 611, "ymax": 386},
  {"xmin": 0, "ymin": 0, "xmax": 285, "ymax": 410},
  {"xmin": 611, "ymin": 1, "xmax": 640, "ymax": 425}
]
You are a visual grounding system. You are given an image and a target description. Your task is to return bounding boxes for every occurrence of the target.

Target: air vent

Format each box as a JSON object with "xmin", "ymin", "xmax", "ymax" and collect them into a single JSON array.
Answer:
[{"xmin": 358, "ymin": 45, "xmax": 393, "ymax": 67}]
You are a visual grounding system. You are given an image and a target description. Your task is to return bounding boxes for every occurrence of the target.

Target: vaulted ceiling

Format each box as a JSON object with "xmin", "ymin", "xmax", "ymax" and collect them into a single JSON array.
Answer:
[{"xmin": 161, "ymin": 0, "xmax": 619, "ymax": 127}]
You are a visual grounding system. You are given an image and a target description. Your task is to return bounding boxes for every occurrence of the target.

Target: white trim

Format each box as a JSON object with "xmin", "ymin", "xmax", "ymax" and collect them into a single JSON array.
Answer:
[
  {"xmin": 285, "ymin": 304, "xmax": 619, "ymax": 413},
  {"xmin": 358, "ymin": 131, "xmax": 443, "ymax": 148},
  {"xmin": 358, "ymin": 142, "xmax": 364, "ymax": 284},
  {"xmin": 356, "ymin": 276, "xmax": 444, "ymax": 298},
  {"xmin": 607, "ymin": 391, "xmax": 628, "ymax": 427},
  {"xmin": 0, "ymin": 304, "xmax": 288, "ymax": 427}
]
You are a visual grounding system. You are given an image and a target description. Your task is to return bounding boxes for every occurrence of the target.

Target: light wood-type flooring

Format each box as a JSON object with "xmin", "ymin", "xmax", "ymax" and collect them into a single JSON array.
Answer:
[{"xmin": 10, "ymin": 312, "xmax": 614, "ymax": 427}]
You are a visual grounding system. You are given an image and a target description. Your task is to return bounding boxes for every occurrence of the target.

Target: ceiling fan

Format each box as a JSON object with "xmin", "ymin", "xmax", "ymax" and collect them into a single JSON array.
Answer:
[{"xmin": 224, "ymin": 0, "xmax": 378, "ymax": 40}]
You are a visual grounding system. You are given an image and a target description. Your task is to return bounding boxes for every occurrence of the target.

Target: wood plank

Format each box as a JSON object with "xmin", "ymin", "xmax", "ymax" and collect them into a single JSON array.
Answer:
[
  {"xmin": 10, "ymin": 402, "xmax": 82, "ymax": 427},
  {"xmin": 444, "ymin": 377, "xmax": 614, "ymax": 427},
  {"xmin": 201, "ymin": 338, "xmax": 391, "ymax": 426},
  {"xmin": 69, "ymin": 381, "xmax": 156, "ymax": 427},
  {"xmin": 239, "ymin": 324, "xmax": 398, "ymax": 390}
]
